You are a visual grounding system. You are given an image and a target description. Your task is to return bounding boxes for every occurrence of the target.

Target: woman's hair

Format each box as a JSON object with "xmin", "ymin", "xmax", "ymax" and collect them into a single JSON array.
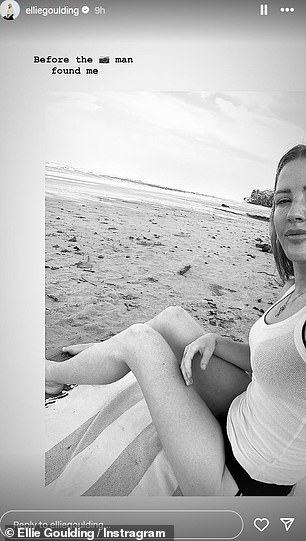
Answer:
[{"xmin": 270, "ymin": 144, "xmax": 306, "ymax": 282}]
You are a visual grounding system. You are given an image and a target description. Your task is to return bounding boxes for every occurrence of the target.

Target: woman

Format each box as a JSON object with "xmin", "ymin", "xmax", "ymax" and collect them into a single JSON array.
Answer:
[
  {"xmin": 46, "ymin": 145, "xmax": 306, "ymax": 496},
  {"xmin": 3, "ymin": 3, "xmax": 14, "ymax": 20}
]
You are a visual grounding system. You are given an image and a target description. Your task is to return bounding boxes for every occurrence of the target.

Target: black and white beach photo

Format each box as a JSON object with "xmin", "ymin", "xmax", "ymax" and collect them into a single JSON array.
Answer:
[{"xmin": 45, "ymin": 91, "xmax": 306, "ymax": 497}]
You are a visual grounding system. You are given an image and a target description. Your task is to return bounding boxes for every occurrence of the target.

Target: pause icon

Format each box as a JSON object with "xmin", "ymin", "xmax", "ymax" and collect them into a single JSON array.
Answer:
[{"xmin": 260, "ymin": 4, "xmax": 268, "ymax": 15}]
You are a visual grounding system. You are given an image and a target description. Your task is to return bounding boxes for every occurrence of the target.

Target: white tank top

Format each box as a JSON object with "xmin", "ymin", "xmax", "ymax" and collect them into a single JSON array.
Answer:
[{"xmin": 227, "ymin": 285, "xmax": 306, "ymax": 485}]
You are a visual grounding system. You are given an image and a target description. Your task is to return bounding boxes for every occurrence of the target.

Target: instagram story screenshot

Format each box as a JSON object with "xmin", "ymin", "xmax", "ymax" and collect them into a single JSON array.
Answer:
[{"xmin": 1, "ymin": 0, "xmax": 306, "ymax": 540}]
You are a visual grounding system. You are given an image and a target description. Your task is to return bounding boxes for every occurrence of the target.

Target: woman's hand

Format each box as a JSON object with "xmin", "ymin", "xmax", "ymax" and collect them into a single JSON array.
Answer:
[{"xmin": 180, "ymin": 333, "xmax": 218, "ymax": 385}]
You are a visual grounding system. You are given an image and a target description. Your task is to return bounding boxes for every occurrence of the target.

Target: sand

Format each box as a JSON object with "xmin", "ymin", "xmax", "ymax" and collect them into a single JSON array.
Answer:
[{"xmin": 45, "ymin": 175, "xmax": 281, "ymax": 359}]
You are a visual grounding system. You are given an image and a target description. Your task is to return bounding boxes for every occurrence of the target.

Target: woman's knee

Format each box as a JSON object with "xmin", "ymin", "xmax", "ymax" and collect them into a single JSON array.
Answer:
[
  {"xmin": 150, "ymin": 305, "xmax": 189, "ymax": 328},
  {"xmin": 121, "ymin": 323, "xmax": 157, "ymax": 352},
  {"xmin": 163, "ymin": 305, "xmax": 188, "ymax": 320}
]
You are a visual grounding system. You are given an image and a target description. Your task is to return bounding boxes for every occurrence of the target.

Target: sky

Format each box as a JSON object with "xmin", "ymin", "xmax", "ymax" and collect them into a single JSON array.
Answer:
[{"xmin": 46, "ymin": 91, "xmax": 306, "ymax": 202}]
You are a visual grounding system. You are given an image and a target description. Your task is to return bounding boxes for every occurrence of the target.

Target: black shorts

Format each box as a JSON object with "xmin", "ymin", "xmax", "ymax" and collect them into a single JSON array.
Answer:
[{"xmin": 219, "ymin": 417, "xmax": 294, "ymax": 496}]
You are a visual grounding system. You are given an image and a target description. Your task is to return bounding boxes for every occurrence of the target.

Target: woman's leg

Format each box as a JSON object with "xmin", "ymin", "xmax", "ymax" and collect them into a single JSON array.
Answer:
[
  {"xmin": 123, "ymin": 325, "xmax": 239, "ymax": 495},
  {"xmin": 49, "ymin": 323, "xmax": 239, "ymax": 495},
  {"xmin": 46, "ymin": 328, "xmax": 132, "ymax": 388},
  {"xmin": 146, "ymin": 306, "xmax": 251, "ymax": 417},
  {"xmin": 57, "ymin": 306, "xmax": 250, "ymax": 416}
]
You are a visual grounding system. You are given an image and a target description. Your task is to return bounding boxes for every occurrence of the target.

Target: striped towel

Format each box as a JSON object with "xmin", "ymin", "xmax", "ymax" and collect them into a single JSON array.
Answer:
[{"xmin": 45, "ymin": 373, "xmax": 182, "ymax": 496}]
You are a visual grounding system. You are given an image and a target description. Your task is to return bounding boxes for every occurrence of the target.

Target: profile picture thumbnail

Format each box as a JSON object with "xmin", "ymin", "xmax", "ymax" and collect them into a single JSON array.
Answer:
[{"xmin": 0, "ymin": 1, "xmax": 20, "ymax": 20}]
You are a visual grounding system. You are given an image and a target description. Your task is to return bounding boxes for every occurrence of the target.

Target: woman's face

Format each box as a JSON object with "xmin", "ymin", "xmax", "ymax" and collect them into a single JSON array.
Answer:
[{"xmin": 274, "ymin": 158, "xmax": 306, "ymax": 266}]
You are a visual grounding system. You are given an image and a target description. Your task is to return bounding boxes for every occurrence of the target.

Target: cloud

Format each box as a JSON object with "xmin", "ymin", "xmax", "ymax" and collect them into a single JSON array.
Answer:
[{"xmin": 46, "ymin": 91, "xmax": 306, "ymax": 200}]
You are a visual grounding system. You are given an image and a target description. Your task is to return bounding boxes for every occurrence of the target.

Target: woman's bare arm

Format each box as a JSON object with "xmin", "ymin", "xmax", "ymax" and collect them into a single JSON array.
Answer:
[
  {"xmin": 215, "ymin": 279, "xmax": 295, "ymax": 371},
  {"xmin": 202, "ymin": 279, "xmax": 295, "ymax": 373},
  {"xmin": 181, "ymin": 333, "xmax": 251, "ymax": 385},
  {"xmin": 214, "ymin": 336, "xmax": 251, "ymax": 372}
]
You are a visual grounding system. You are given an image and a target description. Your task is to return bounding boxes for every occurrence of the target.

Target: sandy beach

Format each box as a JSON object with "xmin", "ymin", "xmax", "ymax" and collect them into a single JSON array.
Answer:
[{"xmin": 45, "ymin": 166, "xmax": 279, "ymax": 358}]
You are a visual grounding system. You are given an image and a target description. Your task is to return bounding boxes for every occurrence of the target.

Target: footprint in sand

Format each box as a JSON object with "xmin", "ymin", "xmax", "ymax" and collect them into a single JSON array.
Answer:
[{"xmin": 209, "ymin": 283, "xmax": 237, "ymax": 296}]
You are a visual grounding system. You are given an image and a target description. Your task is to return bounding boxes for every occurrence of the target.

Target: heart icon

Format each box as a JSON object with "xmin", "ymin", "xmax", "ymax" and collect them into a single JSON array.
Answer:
[{"xmin": 254, "ymin": 518, "xmax": 270, "ymax": 532}]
